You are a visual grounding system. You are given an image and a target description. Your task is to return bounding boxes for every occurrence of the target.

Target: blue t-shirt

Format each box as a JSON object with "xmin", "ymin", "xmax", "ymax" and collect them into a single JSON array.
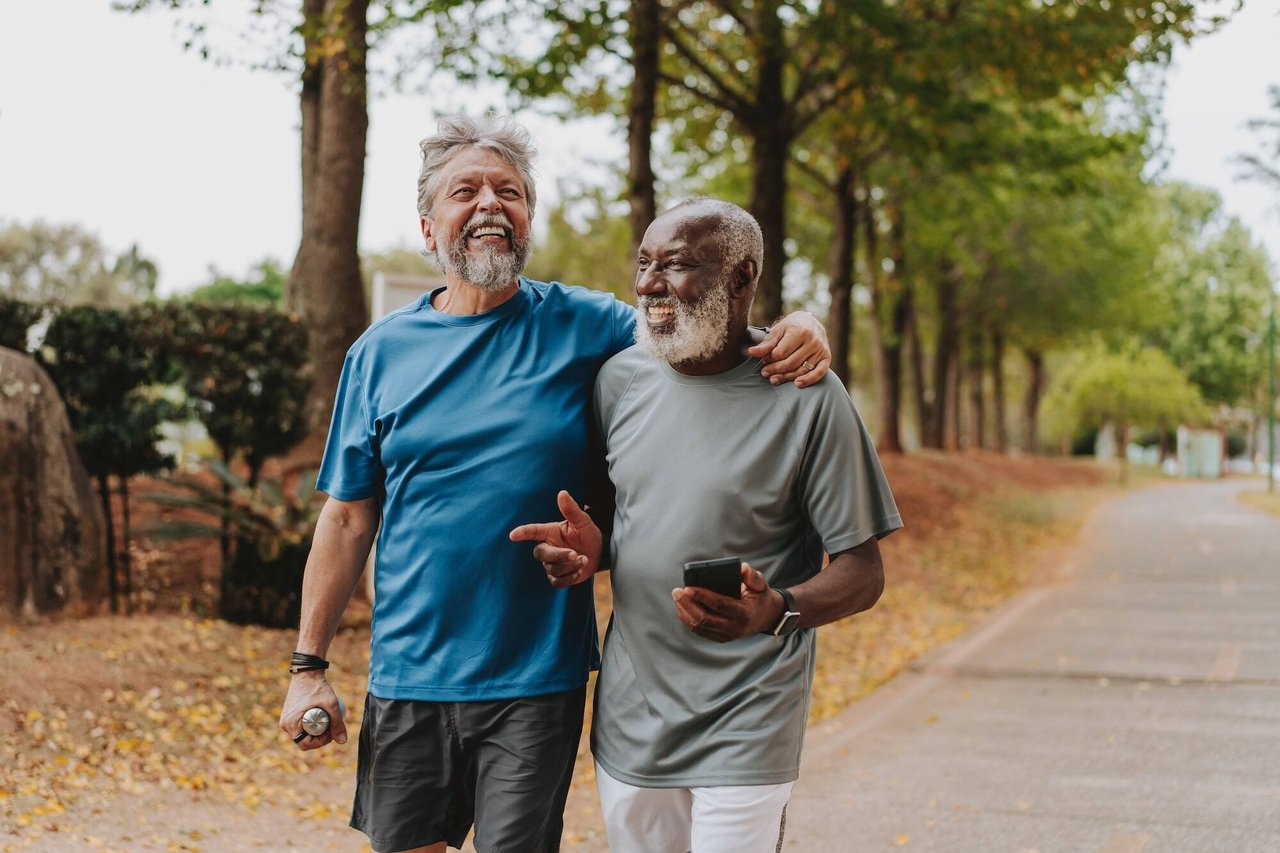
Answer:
[{"xmin": 317, "ymin": 278, "xmax": 636, "ymax": 701}]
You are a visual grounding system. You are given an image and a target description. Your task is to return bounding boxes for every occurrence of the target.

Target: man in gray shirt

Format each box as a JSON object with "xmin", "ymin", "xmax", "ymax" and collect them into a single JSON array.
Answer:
[{"xmin": 511, "ymin": 197, "xmax": 901, "ymax": 852}]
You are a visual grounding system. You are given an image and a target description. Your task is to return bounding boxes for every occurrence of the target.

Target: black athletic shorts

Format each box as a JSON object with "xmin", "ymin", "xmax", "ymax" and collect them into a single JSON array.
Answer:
[{"xmin": 349, "ymin": 686, "xmax": 587, "ymax": 853}]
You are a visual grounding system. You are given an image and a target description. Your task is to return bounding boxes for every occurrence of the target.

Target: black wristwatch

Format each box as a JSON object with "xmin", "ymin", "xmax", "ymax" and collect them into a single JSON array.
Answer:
[{"xmin": 768, "ymin": 587, "xmax": 801, "ymax": 637}]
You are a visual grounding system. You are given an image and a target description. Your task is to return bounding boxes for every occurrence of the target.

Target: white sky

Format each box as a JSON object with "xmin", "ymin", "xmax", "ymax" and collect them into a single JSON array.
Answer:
[{"xmin": 1, "ymin": 0, "xmax": 1277, "ymax": 295}]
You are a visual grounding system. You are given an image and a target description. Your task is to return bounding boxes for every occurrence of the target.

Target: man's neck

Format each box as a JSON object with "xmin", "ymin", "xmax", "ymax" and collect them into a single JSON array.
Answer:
[
  {"xmin": 432, "ymin": 276, "xmax": 521, "ymax": 315},
  {"xmin": 669, "ymin": 325, "xmax": 753, "ymax": 376}
]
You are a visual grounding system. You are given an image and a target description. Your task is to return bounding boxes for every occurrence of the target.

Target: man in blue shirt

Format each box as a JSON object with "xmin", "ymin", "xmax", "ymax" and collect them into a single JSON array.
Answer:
[{"xmin": 277, "ymin": 114, "xmax": 831, "ymax": 853}]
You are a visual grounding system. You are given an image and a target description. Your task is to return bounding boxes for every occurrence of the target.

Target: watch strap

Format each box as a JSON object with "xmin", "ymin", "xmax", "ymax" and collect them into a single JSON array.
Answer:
[{"xmin": 770, "ymin": 587, "xmax": 801, "ymax": 636}]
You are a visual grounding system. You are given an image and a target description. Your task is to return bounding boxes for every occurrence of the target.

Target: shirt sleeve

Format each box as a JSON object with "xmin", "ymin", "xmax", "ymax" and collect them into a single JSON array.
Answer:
[
  {"xmin": 795, "ymin": 379, "xmax": 903, "ymax": 555},
  {"xmin": 315, "ymin": 352, "xmax": 380, "ymax": 501},
  {"xmin": 609, "ymin": 297, "xmax": 638, "ymax": 357}
]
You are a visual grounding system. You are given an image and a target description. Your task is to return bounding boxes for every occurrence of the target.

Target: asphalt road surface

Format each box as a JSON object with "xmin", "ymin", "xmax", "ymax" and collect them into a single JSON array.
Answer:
[{"xmin": 786, "ymin": 478, "xmax": 1280, "ymax": 853}]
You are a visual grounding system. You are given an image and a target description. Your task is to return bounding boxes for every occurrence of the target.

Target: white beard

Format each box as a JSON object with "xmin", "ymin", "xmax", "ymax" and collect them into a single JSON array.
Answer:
[
  {"xmin": 634, "ymin": 277, "xmax": 732, "ymax": 366},
  {"xmin": 434, "ymin": 214, "xmax": 532, "ymax": 291}
]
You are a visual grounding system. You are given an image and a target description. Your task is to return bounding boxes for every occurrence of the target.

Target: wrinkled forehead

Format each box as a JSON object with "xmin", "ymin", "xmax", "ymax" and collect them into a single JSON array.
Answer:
[
  {"xmin": 438, "ymin": 146, "xmax": 524, "ymax": 188},
  {"xmin": 642, "ymin": 207, "xmax": 725, "ymax": 255}
]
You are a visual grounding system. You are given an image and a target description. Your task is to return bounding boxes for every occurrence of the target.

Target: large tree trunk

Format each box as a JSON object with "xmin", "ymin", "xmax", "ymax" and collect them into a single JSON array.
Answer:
[
  {"xmin": 877, "ymin": 200, "xmax": 909, "ymax": 453},
  {"xmin": 907, "ymin": 292, "xmax": 927, "ymax": 451},
  {"xmin": 0, "ymin": 348, "xmax": 106, "ymax": 618},
  {"xmin": 927, "ymin": 259, "xmax": 961, "ymax": 450},
  {"xmin": 288, "ymin": 0, "xmax": 371, "ymax": 437},
  {"xmin": 627, "ymin": 0, "xmax": 660, "ymax": 256},
  {"xmin": 826, "ymin": 165, "xmax": 857, "ymax": 385},
  {"xmin": 966, "ymin": 324, "xmax": 986, "ymax": 450},
  {"xmin": 748, "ymin": 0, "xmax": 789, "ymax": 324},
  {"xmin": 944, "ymin": 339, "xmax": 961, "ymax": 452},
  {"xmin": 992, "ymin": 329, "xmax": 1008, "ymax": 453},
  {"xmin": 1023, "ymin": 347, "xmax": 1045, "ymax": 454}
]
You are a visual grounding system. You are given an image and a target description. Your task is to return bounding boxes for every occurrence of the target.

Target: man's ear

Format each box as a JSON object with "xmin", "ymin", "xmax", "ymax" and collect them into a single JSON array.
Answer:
[
  {"xmin": 420, "ymin": 217, "xmax": 436, "ymax": 253},
  {"xmin": 731, "ymin": 259, "xmax": 758, "ymax": 297}
]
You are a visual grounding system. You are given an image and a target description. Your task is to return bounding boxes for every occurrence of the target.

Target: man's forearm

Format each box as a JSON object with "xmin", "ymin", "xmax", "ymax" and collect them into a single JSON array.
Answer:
[
  {"xmin": 295, "ymin": 497, "xmax": 379, "ymax": 657},
  {"xmin": 787, "ymin": 538, "xmax": 884, "ymax": 629}
]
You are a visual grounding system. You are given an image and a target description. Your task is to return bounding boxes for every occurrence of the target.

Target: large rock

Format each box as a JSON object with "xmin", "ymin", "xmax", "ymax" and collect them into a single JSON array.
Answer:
[{"xmin": 0, "ymin": 347, "xmax": 106, "ymax": 617}]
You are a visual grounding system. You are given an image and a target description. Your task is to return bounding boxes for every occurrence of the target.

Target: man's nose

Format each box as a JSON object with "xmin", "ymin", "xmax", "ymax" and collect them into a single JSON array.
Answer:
[
  {"xmin": 475, "ymin": 185, "xmax": 502, "ymax": 212},
  {"xmin": 635, "ymin": 265, "xmax": 665, "ymax": 296}
]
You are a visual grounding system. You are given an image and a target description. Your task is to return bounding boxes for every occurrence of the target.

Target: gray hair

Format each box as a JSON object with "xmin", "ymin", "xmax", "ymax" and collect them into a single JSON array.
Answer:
[
  {"xmin": 668, "ymin": 197, "xmax": 763, "ymax": 288},
  {"xmin": 417, "ymin": 114, "xmax": 538, "ymax": 219}
]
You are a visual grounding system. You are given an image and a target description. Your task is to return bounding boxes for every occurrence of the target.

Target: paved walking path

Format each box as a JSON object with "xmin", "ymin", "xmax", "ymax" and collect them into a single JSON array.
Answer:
[{"xmin": 785, "ymin": 479, "xmax": 1280, "ymax": 852}]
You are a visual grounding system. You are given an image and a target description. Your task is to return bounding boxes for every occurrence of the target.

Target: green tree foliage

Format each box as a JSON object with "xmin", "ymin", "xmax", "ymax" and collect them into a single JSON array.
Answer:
[
  {"xmin": 1042, "ymin": 344, "xmax": 1206, "ymax": 481},
  {"xmin": 138, "ymin": 301, "xmax": 311, "ymax": 581},
  {"xmin": 38, "ymin": 306, "xmax": 176, "ymax": 612},
  {"xmin": 146, "ymin": 303, "xmax": 311, "ymax": 488},
  {"xmin": 0, "ymin": 221, "xmax": 158, "ymax": 306},
  {"xmin": 1145, "ymin": 184, "xmax": 1274, "ymax": 409},
  {"xmin": 524, "ymin": 186, "xmax": 634, "ymax": 301},
  {"xmin": 0, "ymin": 295, "xmax": 43, "ymax": 351},
  {"xmin": 186, "ymin": 259, "xmax": 288, "ymax": 305}
]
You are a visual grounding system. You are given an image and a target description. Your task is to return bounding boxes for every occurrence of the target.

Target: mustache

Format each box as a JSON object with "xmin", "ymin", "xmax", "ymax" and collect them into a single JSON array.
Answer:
[{"xmin": 464, "ymin": 214, "xmax": 514, "ymax": 238}]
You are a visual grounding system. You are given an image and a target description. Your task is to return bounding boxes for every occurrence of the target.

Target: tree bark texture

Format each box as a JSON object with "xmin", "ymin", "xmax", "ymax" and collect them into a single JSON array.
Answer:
[
  {"xmin": 992, "ymin": 329, "xmax": 1008, "ymax": 453},
  {"xmin": 627, "ymin": 0, "xmax": 660, "ymax": 257},
  {"xmin": 748, "ymin": 0, "xmax": 789, "ymax": 325},
  {"xmin": 1023, "ymin": 348, "xmax": 1045, "ymax": 454},
  {"xmin": 0, "ymin": 348, "xmax": 106, "ymax": 618},
  {"xmin": 926, "ymin": 259, "xmax": 961, "ymax": 450},
  {"xmin": 825, "ymin": 165, "xmax": 856, "ymax": 385},
  {"xmin": 873, "ymin": 199, "xmax": 909, "ymax": 454},
  {"xmin": 966, "ymin": 324, "xmax": 986, "ymax": 450},
  {"xmin": 288, "ymin": 0, "xmax": 371, "ymax": 437}
]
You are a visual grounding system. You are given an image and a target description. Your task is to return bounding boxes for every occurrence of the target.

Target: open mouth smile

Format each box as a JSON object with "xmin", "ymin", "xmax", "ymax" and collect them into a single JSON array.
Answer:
[{"xmin": 645, "ymin": 302, "xmax": 676, "ymax": 329}]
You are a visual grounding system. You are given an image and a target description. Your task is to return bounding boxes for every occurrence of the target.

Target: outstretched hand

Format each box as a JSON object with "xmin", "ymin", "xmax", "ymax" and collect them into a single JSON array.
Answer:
[
  {"xmin": 509, "ymin": 490, "xmax": 604, "ymax": 588},
  {"xmin": 747, "ymin": 311, "xmax": 831, "ymax": 387},
  {"xmin": 672, "ymin": 562, "xmax": 782, "ymax": 643}
]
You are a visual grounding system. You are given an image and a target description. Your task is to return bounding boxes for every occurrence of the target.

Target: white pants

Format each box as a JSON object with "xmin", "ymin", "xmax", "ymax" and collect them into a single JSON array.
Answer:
[{"xmin": 595, "ymin": 761, "xmax": 793, "ymax": 853}]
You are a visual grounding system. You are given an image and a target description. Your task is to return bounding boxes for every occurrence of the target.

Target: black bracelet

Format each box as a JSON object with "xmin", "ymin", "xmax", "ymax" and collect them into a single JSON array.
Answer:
[{"xmin": 289, "ymin": 651, "xmax": 329, "ymax": 674}]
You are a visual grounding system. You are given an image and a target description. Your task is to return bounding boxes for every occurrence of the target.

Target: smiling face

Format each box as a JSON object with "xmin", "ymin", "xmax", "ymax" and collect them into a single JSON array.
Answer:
[
  {"xmin": 420, "ymin": 146, "xmax": 533, "ymax": 291},
  {"xmin": 633, "ymin": 204, "xmax": 756, "ymax": 373}
]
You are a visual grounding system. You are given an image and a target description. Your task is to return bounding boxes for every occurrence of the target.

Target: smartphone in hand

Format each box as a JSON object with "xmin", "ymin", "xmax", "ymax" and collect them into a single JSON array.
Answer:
[{"xmin": 682, "ymin": 557, "xmax": 742, "ymax": 599}]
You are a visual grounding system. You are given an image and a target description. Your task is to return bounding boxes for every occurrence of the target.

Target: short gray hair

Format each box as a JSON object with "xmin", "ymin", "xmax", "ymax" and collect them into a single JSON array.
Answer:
[
  {"xmin": 668, "ymin": 197, "xmax": 764, "ymax": 288},
  {"xmin": 417, "ymin": 114, "xmax": 538, "ymax": 219}
]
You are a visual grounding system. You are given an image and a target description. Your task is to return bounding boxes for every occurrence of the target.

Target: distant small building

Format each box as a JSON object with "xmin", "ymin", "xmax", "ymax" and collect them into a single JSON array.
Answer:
[
  {"xmin": 1176, "ymin": 426, "xmax": 1225, "ymax": 479},
  {"xmin": 372, "ymin": 271, "xmax": 444, "ymax": 319}
]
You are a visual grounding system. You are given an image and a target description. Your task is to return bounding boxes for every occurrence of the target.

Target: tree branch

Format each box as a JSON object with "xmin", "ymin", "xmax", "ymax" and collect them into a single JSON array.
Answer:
[
  {"xmin": 657, "ymin": 71, "xmax": 741, "ymax": 116},
  {"xmin": 662, "ymin": 20, "xmax": 751, "ymax": 116}
]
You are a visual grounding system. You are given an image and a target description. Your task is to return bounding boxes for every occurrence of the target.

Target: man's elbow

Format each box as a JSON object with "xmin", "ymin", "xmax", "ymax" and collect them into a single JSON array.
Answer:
[
  {"xmin": 320, "ymin": 496, "xmax": 380, "ymax": 540},
  {"xmin": 859, "ymin": 564, "xmax": 885, "ymax": 613}
]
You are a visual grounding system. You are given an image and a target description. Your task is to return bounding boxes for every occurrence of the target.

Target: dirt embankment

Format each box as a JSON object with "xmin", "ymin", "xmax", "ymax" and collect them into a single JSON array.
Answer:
[{"xmin": 0, "ymin": 452, "xmax": 1105, "ymax": 853}]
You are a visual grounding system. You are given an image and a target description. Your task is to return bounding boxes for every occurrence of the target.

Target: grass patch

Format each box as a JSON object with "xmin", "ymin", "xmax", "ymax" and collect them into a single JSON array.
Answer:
[{"xmin": 1239, "ymin": 488, "xmax": 1280, "ymax": 517}]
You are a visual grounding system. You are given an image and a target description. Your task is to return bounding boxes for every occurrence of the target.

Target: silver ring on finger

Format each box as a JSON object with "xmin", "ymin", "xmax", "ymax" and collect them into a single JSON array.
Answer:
[{"xmin": 802, "ymin": 360, "xmax": 814, "ymax": 370}]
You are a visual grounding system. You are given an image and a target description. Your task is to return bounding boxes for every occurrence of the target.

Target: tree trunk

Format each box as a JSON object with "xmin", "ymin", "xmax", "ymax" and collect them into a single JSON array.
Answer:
[
  {"xmin": 0, "ymin": 348, "xmax": 106, "ymax": 618},
  {"xmin": 944, "ymin": 340, "xmax": 962, "ymax": 452},
  {"xmin": 747, "ymin": 0, "xmax": 789, "ymax": 325},
  {"xmin": 992, "ymin": 329, "xmax": 1008, "ymax": 453},
  {"xmin": 288, "ymin": 0, "xmax": 371, "ymax": 437},
  {"xmin": 907, "ymin": 292, "xmax": 927, "ymax": 451},
  {"xmin": 879, "ymin": 200, "xmax": 909, "ymax": 454},
  {"xmin": 826, "ymin": 165, "xmax": 856, "ymax": 385},
  {"xmin": 119, "ymin": 476, "xmax": 133, "ymax": 614},
  {"xmin": 928, "ymin": 259, "xmax": 960, "ymax": 450},
  {"xmin": 97, "ymin": 474, "xmax": 118, "ymax": 614},
  {"xmin": 1023, "ymin": 347, "xmax": 1045, "ymax": 454},
  {"xmin": 967, "ymin": 325, "xmax": 986, "ymax": 450},
  {"xmin": 627, "ymin": 0, "xmax": 660, "ymax": 256}
]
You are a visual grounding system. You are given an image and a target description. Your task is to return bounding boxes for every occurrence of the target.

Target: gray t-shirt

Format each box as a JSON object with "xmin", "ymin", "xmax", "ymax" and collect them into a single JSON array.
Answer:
[{"xmin": 591, "ymin": 347, "xmax": 902, "ymax": 787}]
